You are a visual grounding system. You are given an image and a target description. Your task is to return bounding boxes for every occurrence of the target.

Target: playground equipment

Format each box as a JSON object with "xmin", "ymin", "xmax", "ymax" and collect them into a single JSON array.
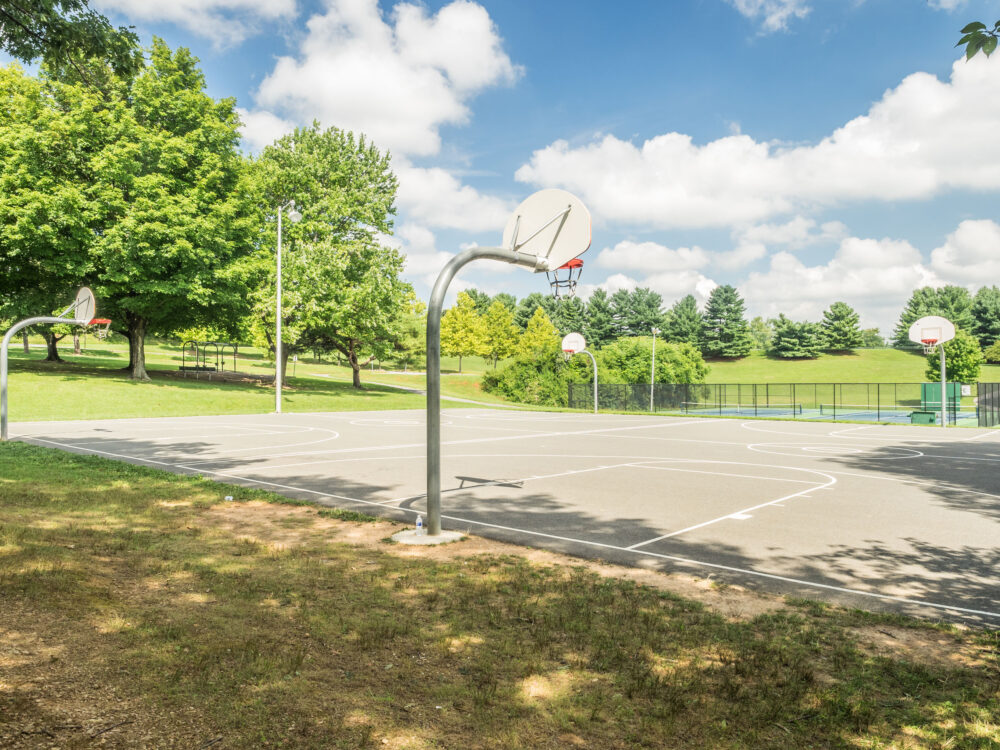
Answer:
[{"xmin": 180, "ymin": 340, "xmax": 239, "ymax": 377}]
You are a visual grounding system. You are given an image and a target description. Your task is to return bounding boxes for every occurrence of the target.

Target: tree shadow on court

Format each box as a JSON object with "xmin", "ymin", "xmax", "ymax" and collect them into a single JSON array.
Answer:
[{"xmin": 829, "ymin": 437, "xmax": 1000, "ymax": 524}]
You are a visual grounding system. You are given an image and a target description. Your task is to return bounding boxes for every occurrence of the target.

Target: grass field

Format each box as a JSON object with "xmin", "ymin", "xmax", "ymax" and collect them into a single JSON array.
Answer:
[
  {"xmin": 3, "ymin": 338, "xmax": 497, "ymax": 422},
  {"xmin": 1, "ymin": 441, "xmax": 997, "ymax": 748},
  {"xmin": 705, "ymin": 349, "xmax": 1000, "ymax": 384}
]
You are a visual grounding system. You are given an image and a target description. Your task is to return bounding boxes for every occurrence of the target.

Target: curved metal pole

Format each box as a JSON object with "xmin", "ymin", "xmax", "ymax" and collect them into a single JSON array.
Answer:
[
  {"xmin": 426, "ymin": 246, "xmax": 544, "ymax": 535},
  {"xmin": 2, "ymin": 316, "xmax": 71, "ymax": 440}
]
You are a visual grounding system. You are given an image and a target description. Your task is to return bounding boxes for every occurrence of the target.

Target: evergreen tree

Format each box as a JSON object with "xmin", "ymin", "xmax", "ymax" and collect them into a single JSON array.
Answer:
[
  {"xmin": 481, "ymin": 299, "xmax": 519, "ymax": 368},
  {"xmin": 860, "ymin": 328, "xmax": 885, "ymax": 347},
  {"xmin": 493, "ymin": 292, "xmax": 517, "ymax": 312},
  {"xmin": 893, "ymin": 286, "xmax": 975, "ymax": 346},
  {"xmin": 556, "ymin": 296, "xmax": 587, "ymax": 337},
  {"xmin": 609, "ymin": 288, "xmax": 632, "ymax": 337},
  {"xmin": 465, "ymin": 288, "xmax": 492, "ymax": 314},
  {"xmin": 584, "ymin": 289, "xmax": 615, "ymax": 348},
  {"xmin": 821, "ymin": 301, "xmax": 863, "ymax": 351},
  {"xmin": 440, "ymin": 291, "xmax": 484, "ymax": 372},
  {"xmin": 768, "ymin": 315, "xmax": 824, "ymax": 358},
  {"xmin": 515, "ymin": 292, "xmax": 545, "ymax": 330},
  {"xmin": 971, "ymin": 285, "xmax": 1000, "ymax": 347},
  {"xmin": 700, "ymin": 285, "xmax": 753, "ymax": 359},
  {"xmin": 626, "ymin": 288, "xmax": 666, "ymax": 335},
  {"xmin": 664, "ymin": 295, "xmax": 703, "ymax": 346}
]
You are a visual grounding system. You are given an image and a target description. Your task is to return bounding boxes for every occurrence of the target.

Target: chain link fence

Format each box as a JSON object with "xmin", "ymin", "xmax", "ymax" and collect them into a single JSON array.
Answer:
[
  {"xmin": 568, "ymin": 382, "xmax": 984, "ymax": 426},
  {"xmin": 978, "ymin": 383, "xmax": 1000, "ymax": 427}
]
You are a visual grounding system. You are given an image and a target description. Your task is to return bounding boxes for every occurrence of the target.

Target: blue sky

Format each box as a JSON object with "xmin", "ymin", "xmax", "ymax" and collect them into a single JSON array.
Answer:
[{"xmin": 79, "ymin": 0, "xmax": 1000, "ymax": 333}]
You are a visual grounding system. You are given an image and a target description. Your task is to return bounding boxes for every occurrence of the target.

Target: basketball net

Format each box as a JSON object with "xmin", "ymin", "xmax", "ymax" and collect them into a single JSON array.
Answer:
[{"xmin": 921, "ymin": 338, "xmax": 938, "ymax": 355}]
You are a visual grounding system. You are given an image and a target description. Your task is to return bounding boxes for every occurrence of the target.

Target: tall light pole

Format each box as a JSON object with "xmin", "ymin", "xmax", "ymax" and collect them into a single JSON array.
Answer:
[
  {"xmin": 275, "ymin": 200, "xmax": 302, "ymax": 414},
  {"xmin": 650, "ymin": 326, "xmax": 660, "ymax": 413}
]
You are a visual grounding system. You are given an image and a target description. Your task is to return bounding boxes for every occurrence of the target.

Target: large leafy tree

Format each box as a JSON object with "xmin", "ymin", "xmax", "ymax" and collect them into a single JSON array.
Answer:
[
  {"xmin": 0, "ymin": 0, "xmax": 141, "ymax": 84},
  {"xmin": 925, "ymin": 329, "xmax": 984, "ymax": 383},
  {"xmin": 584, "ymin": 289, "xmax": 615, "ymax": 348},
  {"xmin": 517, "ymin": 307, "xmax": 560, "ymax": 359},
  {"xmin": 88, "ymin": 40, "xmax": 255, "ymax": 380},
  {"xmin": 481, "ymin": 299, "xmax": 519, "ymax": 368},
  {"xmin": 664, "ymin": 295, "xmax": 703, "ymax": 346},
  {"xmin": 971, "ymin": 286, "xmax": 1000, "ymax": 347},
  {"xmin": 440, "ymin": 291, "xmax": 484, "ymax": 373},
  {"xmin": 768, "ymin": 315, "xmax": 824, "ymax": 359},
  {"xmin": 0, "ymin": 64, "xmax": 99, "ymax": 359},
  {"xmin": 821, "ymin": 301, "xmax": 863, "ymax": 352},
  {"xmin": 956, "ymin": 20, "xmax": 999, "ymax": 59},
  {"xmin": 700, "ymin": 285, "xmax": 753, "ymax": 359},
  {"xmin": 392, "ymin": 295, "xmax": 426, "ymax": 371},
  {"xmin": 249, "ymin": 121, "xmax": 400, "ymax": 386},
  {"xmin": 598, "ymin": 337, "xmax": 707, "ymax": 385},
  {"xmin": 892, "ymin": 286, "xmax": 975, "ymax": 347}
]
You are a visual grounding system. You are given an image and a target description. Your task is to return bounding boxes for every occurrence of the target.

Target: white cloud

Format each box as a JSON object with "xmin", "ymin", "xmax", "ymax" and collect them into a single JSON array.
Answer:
[
  {"xmin": 249, "ymin": 0, "xmax": 520, "ymax": 158},
  {"xmin": 717, "ymin": 216, "xmax": 848, "ymax": 270},
  {"xmin": 395, "ymin": 163, "xmax": 512, "ymax": 232},
  {"xmin": 726, "ymin": 0, "xmax": 810, "ymax": 31},
  {"xmin": 928, "ymin": 0, "xmax": 965, "ymax": 10},
  {"xmin": 94, "ymin": 0, "xmax": 296, "ymax": 45},
  {"xmin": 595, "ymin": 240, "xmax": 710, "ymax": 273},
  {"xmin": 515, "ymin": 57, "xmax": 1000, "ymax": 230},
  {"xmin": 930, "ymin": 219, "xmax": 1000, "ymax": 283},
  {"xmin": 237, "ymin": 107, "xmax": 295, "ymax": 152},
  {"xmin": 581, "ymin": 270, "xmax": 717, "ymax": 308}
]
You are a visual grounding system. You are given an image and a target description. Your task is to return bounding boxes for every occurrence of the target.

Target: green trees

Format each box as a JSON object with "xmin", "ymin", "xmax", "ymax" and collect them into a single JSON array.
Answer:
[
  {"xmin": 0, "ymin": 0, "xmax": 141, "ymax": 83},
  {"xmin": 481, "ymin": 299, "xmax": 519, "ymax": 368},
  {"xmin": 971, "ymin": 286, "xmax": 1000, "ymax": 347},
  {"xmin": 514, "ymin": 292, "xmax": 546, "ymax": 330},
  {"xmin": 664, "ymin": 295, "xmax": 703, "ymax": 346},
  {"xmin": 599, "ymin": 338, "xmax": 707, "ymax": 384},
  {"xmin": 555, "ymin": 296, "xmax": 587, "ymax": 337},
  {"xmin": 821, "ymin": 302, "xmax": 863, "ymax": 352},
  {"xmin": 482, "ymin": 309, "xmax": 565, "ymax": 406},
  {"xmin": 700, "ymin": 285, "xmax": 753, "ymax": 359},
  {"xmin": 249, "ymin": 121, "xmax": 402, "ymax": 387},
  {"xmin": 956, "ymin": 21, "xmax": 999, "ymax": 59},
  {"xmin": 517, "ymin": 307, "xmax": 560, "ymax": 359},
  {"xmin": 584, "ymin": 290, "xmax": 615, "ymax": 348},
  {"xmin": 892, "ymin": 286, "xmax": 975, "ymax": 347},
  {"xmin": 90, "ymin": 40, "xmax": 255, "ymax": 380},
  {"xmin": 768, "ymin": 315, "xmax": 824, "ymax": 359},
  {"xmin": 440, "ymin": 291, "xmax": 484, "ymax": 372},
  {"xmin": 465, "ymin": 288, "xmax": 492, "ymax": 314},
  {"xmin": 748, "ymin": 316, "xmax": 773, "ymax": 351},
  {"xmin": 925, "ymin": 330, "xmax": 984, "ymax": 383}
]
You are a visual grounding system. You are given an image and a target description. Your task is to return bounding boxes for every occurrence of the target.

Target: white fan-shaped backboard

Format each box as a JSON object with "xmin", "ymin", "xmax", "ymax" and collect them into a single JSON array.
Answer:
[
  {"xmin": 502, "ymin": 189, "xmax": 591, "ymax": 271},
  {"xmin": 908, "ymin": 315, "xmax": 955, "ymax": 346},
  {"xmin": 562, "ymin": 332, "xmax": 586, "ymax": 354},
  {"xmin": 74, "ymin": 287, "xmax": 95, "ymax": 325}
]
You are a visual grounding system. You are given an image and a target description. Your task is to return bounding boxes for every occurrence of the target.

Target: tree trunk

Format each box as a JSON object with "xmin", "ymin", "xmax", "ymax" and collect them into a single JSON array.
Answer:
[
  {"xmin": 348, "ymin": 342, "xmax": 362, "ymax": 388},
  {"xmin": 21, "ymin": 331, "xmax": 29, "ymax": 354},
  {"xmin": 73, "ymin": 332, "xmax": 81, "ymax": 355},
  {"xmin": 458, "ymin": 355, "xmax": 462, "ymax": 373},
  {"xmin": 44, "ymin": 333, "xmax": 64, "ymax": 362},
  {"xmin": 126, "ymin": 314, "xmax": 150, "ymax": 381},
  {"xmin": 281, "ymin": 347, "xmax": 291, "ymax": 382}
]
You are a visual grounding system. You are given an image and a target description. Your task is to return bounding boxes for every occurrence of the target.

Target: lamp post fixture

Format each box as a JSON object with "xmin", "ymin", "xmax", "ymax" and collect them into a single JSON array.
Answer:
[
  {"xmin": 650, "ymin": 326, "xmax": 660, "ymax": 413},
  {"xmin": 275, "ymin": 200, "xmax": 302, "ymax": 414}
]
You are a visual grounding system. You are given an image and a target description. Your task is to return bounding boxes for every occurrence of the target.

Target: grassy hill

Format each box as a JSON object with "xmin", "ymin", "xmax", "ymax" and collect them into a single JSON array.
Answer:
[{"xmin": 703, "ymin": 348, "xmax": 1000, "ymax": 383}]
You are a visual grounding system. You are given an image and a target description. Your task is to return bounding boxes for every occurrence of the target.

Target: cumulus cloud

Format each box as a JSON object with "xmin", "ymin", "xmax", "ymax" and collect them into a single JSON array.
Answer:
[
  {"xmin": 237, "ymin": 107, "xmax": 295, "ymax": 152},
  {"xmin": 515, "ymin": 57, "xmax": 1000, "ymax": 229},
  {"xmin": 94, "ymin": 0, "xmax": 297, "ymax": 45},
  {"xmin": 595, "ymin": 240, "xmax": 710, "ymax": 273},
  {"xmin": 395, "ymin": 163, "xmax": 513, "ymax": 232},
  {"xmin": 581, "ymin": 270, "xmax": 718, "ymax": 307},
  {"xmin": 248, "ymin": 0, "xmax": 521, "ymax": 158},
  {"xmin": 718, "ymin": 216, "xmax": 848, "ymax": 270},
  {"xmin": 930, "ymin": 219, "xmax": 1000, "ymax": 283},
  {"xmin": 928, "ymin": 0, "xmax": 965, "ymax": 10},
  {"xmin": 726, "ymin": 0, "xmax": 810, "ymax": 32}
]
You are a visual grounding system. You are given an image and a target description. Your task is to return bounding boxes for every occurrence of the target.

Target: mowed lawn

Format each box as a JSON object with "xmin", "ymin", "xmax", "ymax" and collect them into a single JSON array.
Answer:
[
  {"xmin": 704, "ymin": 349, "xmax": 1000, "ymax": 384},
  {"xmin": 2, "ymin": 339, "xmax": 495, "ymax": 423},
  {"xmin": 1, "ymin": 441, "xmax": 998, "ymax": 748}
]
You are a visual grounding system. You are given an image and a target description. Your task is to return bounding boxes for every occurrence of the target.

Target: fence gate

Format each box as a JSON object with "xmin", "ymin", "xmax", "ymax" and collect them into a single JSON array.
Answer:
[{"xmin": 978, "ymin": 383, "xmax": 1000, "ymax": 427}]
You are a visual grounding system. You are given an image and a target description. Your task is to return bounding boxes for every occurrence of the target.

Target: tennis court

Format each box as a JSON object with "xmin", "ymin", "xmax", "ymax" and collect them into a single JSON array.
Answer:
[{"xmin": 12, "ymin": 409, "xmax": 1000, "ymax": 625}]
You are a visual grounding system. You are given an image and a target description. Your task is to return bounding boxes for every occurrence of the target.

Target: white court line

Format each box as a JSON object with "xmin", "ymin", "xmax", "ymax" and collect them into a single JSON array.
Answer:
[
  {"xmin": 626, "ymin": 465, "xmax": 837, "ymax": 549},
  {"xmin": 627, "ymin": 462, "xmax": 822, "ymax": 485},
  {"xmin": 20, "ymin": 436, "xmax": 999, "ymax": 622}
]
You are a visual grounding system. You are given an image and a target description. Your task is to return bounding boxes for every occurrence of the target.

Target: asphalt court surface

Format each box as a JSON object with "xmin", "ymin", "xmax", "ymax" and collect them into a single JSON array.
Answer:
[{"xmin": 13, "ymin": 409, "xmax": 1000, "ymax": 626}]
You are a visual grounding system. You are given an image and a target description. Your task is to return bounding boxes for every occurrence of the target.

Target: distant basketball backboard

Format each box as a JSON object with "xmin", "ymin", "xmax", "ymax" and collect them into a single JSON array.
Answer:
[
  {"xmin": 562, "ymin": 332, "xmax": 586, "ymax": 354},
  {"xmin": 908, "ymin": 315, "xmax": 955, "ymax": 348},
  {"xmin": 502, "ymin": 189, "xmax": 591, "ymax": 272}
]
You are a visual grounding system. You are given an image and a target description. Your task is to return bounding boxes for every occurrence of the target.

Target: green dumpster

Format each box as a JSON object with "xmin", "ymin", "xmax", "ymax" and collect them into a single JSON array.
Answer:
[{"xmin": 910, "ymin": 410, "xmax": 938, "ymax": 425}]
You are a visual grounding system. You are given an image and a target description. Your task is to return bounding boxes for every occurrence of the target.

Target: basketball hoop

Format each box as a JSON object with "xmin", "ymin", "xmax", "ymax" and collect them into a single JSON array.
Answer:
[
  {"xmin": 921, "ymin": 338, "xmax": 938, "ymax": 355},
  {"xmin": 548, "ymin": 258, "xmax": 583, "ymax": 298},
  {"xmin": 88, "ymin": 318, "xmax": 112, "ymax": 341}
]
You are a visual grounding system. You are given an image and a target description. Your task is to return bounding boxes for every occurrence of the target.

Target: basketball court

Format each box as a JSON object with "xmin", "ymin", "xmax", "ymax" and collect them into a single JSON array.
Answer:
[{"xmin": 12, "ymin": 409, "xmax": 1000, "ymax": 626}]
